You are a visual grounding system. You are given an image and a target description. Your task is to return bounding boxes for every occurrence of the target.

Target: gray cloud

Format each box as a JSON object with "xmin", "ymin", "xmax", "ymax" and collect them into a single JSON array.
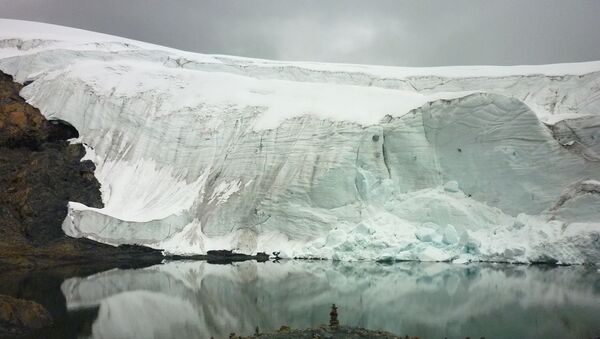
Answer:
[{"xmin": 1, "ymin": 0, "xmax": 600, "ymax": 66}]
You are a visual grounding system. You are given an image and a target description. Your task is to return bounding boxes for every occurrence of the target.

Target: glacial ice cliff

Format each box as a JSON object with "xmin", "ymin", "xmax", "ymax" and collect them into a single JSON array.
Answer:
[{"xmin": 1, "ymin": 19, "xmax": 599, "ymax": 264}]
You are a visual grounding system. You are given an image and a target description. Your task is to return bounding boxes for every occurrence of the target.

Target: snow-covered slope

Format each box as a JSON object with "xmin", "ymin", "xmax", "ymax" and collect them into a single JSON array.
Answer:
[{"xmin": 1, "ymin": 19, "xmax": 599, "ymax": 264}]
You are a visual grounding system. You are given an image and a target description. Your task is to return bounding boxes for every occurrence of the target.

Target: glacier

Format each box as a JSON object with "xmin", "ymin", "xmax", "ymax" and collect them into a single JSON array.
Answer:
[{"xmin": 1, "ymin": 19, "xmax": 599, "ymax": 264}]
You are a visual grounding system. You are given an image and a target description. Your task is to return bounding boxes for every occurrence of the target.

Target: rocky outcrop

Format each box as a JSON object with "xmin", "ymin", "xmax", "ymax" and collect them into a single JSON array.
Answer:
[
  {"xmin": 1, "ymin": 70, "xmax": 101, "ymax": 245},
  {"xmin": 0, "ymin": 295, "xmax": 52, "ymax": 336},
  {"xmin": 0, "ymin": 70, "xmax": 163, "ymax": 271},
  {"xmin": 237, "ymin": 325, "xmax": 410, "ymax": 338}
]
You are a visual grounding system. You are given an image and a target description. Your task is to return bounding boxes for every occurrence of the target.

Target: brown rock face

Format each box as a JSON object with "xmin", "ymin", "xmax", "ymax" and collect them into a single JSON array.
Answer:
[
  {"xmin": 0, "ymin": 70, "xmax": 163, "ymax": 271},
  {"xmin": 0, "ymin": 294, "xmax": 52, "ymax": 335},
  {"xmin": 0, "ymin": 71, "xmax": 102, "ymax": 246}
]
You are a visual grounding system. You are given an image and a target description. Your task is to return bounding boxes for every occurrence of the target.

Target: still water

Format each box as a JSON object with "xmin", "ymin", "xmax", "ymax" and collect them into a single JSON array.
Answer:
[{"xmin": 2, "ymin": 261, "xmax": 599, "ymax": 339}]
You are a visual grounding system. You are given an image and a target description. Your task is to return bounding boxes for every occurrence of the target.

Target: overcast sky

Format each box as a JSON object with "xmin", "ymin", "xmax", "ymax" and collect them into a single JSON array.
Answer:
[{"xmin": 2, "ymin": 0, "xmax": 600, "ymax": 67}]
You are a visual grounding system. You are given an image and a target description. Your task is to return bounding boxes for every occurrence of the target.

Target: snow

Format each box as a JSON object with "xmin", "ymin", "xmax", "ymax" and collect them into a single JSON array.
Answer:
[
  {"xmin": 1, "ymin": 19, "xmax": 599, "ymax": 264},
  {"xmin": 0, "ymin": 19, "xmax": 219, "ymax": 62},
  {"xmin": 210, "ymin": 180, "xmax": 241, "ymax": 205},
  {"xmin": 213, "ymin": 53, "xmax": 600, "ymax": 79},
  {"xmin": 18, "ymin": 57, "xmax": 477, "ymax": 131},
  {"xmin": 3, "ymin": 18, "xmax": 600, "ymax": 79},
  {"xmin": 582, "ymin": 179, "xmax": 600, "ymax": 187}
]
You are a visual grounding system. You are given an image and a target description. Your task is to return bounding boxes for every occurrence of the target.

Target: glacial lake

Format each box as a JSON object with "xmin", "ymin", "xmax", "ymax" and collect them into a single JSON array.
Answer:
[{"xmin": 1, "ymin": 261, "xmax": 599, "ymax": 339}]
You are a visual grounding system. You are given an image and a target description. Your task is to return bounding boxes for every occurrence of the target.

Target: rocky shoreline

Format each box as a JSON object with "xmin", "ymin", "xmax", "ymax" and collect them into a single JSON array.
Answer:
[
  {"xmin": 0, "ymin": 295, "xmax": 52, "ymax": 337},
  {"xmin": 230, "ymin": 305, "xmax": 419, "ymax": 339},
  {"xmin": 237, "ymin": 325, "xmax": 413, "ymax": 339}
]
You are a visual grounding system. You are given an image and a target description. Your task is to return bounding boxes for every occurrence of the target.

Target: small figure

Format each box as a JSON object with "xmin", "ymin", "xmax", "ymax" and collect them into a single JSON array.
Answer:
[
  {"xmin": 272, "ymin": 251, "xmax": 281, "ymax": 262},
  {"xmin": 329, "ymin": 304, "xmax": 339, "ymax": 328}
]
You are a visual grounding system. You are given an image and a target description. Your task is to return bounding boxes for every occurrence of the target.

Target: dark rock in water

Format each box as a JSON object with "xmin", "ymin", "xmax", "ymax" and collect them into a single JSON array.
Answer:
[
  {"xmin": 207, "ymin": 250, "xmax": 237, "ymax": 257},
  {"xmin": 167, "ymin": 250, "xmax": 271, "ymax": 264},
  {"xmin": 255, "ymin": 252, "xmax": 269, "ymax": 262},
  {"xmin": 0, "ymin": 70, "xmax": 164, "ymax": 271},
  {"xmin": 206, "ymin": 250, "xmax": 271, "ymax": 264},
  {"xmin": 0, "ymin": 294, "xmax": 52, "ymax": 336}
]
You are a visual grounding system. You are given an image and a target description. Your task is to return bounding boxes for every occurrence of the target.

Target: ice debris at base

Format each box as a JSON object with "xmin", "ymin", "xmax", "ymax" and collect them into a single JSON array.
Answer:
[{"xmin": 1, "ymin": 19, "xmax": 599, "ymax": 264}]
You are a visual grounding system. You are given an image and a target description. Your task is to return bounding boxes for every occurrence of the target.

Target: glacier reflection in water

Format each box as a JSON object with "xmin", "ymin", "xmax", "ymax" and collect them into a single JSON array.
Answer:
[{"xmin": 60, "ymin": 261, "xmax": 600, "ymax": 339}]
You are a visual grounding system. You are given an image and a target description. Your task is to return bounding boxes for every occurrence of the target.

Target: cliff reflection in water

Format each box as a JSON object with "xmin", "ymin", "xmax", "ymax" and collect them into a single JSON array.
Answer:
[{"xmin": 60, "ymin": 261, "xmax": 600, "ymax": 339}]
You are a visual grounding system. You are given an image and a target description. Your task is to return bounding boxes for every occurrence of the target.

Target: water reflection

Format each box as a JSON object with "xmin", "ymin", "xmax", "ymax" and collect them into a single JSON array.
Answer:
[{"xmin": 57, "ymin": 261, "xmax": 600, "ymax": 339}]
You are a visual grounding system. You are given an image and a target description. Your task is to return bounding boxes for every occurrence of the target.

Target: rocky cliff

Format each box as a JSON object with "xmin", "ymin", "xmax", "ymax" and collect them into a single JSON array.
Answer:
[{"xmin": 0, "ymin": 71, "xmax": 162, "ymax": 271}]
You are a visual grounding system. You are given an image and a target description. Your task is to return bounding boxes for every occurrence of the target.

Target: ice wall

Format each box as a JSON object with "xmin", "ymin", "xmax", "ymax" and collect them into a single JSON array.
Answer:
[{"xmin": 1, "ymin": 19, "xmax": 599, "ymax": 263}]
